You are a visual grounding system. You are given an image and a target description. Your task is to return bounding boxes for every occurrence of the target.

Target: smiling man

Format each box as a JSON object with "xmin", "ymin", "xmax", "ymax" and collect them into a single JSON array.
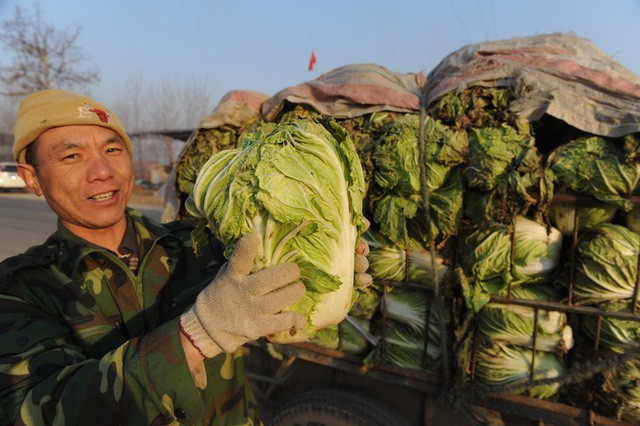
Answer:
[
  {"xmin": 0, "ymin": 89, "xmax": 372, "ymax": 425},
  {"xmin": 22, "ymin": 125, "xmax": 134, "ymax": 248}
]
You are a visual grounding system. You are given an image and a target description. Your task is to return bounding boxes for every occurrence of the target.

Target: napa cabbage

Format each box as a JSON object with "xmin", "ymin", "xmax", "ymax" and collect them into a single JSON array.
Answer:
[
  {"xmin": 549, "ymin": 201, "xmax": 618, "ymax": 236},
  {"xmin": 364, "ymin": 230, "xmax": 449, "ymax": 288},
  {"xmin": 458, "ymin": 216, "xmax": 563, "ymax": 311},
  {"xmin": 581, "ymin": 300, "xmax": 640, "ymax": 353},
  {"xmin": 367, "ymin": 114, "xmax": 467, "ymax": 244},
  {"xmin": 477, "ymin": 285, "xmax": 573, "ymax": 353},
  {"xmin": 572, "ymin": 224, "xmax": 640, "ymax": 304},
  {"xmin": 465, "ymin": 337, "xmax": 566, "ymax": 399},
  {"xmin": 547, "ymin": 136, "xmax": 640, "ymax": 212},
  {"xmin": 463, "ymin": 124, "xmax": 549, "ymax": 223},
  {"xmin": 186, "ymin": 117, "xmax": 367, "ymax": 343}
]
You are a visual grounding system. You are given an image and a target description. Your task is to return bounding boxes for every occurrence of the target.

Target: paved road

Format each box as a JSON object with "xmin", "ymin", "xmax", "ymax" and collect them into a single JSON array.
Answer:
[{"xmin": 0, "ymin": 191, "xmax": 164, "ymax": 261}]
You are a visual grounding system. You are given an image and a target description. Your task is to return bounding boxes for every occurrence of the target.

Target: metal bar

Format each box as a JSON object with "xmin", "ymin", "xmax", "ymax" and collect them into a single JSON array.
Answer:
[
  {"xmin": 416, "ymin": 100, "xmax": 450, "ymax": 390},
  {"xmin": 262, "ymin": 354, "xmax": 297, "ymax": 400},
  {"xmin": 529, "ymin": 307, "xmax": 540, "ymax": 386},
  {"xmin": 271, "ymin": 342, "xmax": 442, "ymax": 393},
  {"xmin": 489, "ymin": 296, "xmax": 640, "ymax": 322},
  {"xmin": 552, "ymin": 192, "xmax": 640, "ymax": 205},
  {"xmin": 377, "ymin": 279, "xmax": 434, "ymax": 292},
  {"xmin": 470, "ymin": 315, "xmax": 479, "ymax": 382},
  {"xmin": 567, "ymin": 203, "xmax": 580, "ymax": 305},
  {"xmin": 595, "ymin": 315, "xmax": 602, "ymax": 352},
  {"xmin": 475, "ymin": 392, "xmax": 638, "ymax": 426},
  {"xmin": 508, "ymin": 222, "xmax": 516, "ymax": 299},
  {"xmin": 422, "ymin": 292, "xmax": 432, "ymax": 370},
  {"xmin": 381, "ymin": 284, "xmax": 388, "ymax": 360}
]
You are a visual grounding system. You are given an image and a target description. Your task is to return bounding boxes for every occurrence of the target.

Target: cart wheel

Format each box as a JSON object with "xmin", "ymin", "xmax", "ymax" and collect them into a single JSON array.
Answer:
[{"xmin": 267, "ymin": 387, "xmax": 411, "ymax": 426}]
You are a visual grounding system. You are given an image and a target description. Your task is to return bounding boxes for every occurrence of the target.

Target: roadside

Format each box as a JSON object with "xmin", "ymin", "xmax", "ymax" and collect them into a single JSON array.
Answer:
[{"xmin": 0, "ymin": 185, "xmax": 166, "ymax": 261}]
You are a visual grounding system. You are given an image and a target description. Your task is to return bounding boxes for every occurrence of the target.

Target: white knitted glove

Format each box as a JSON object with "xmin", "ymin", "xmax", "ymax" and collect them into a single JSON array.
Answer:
[{"xmin": 180, "ymin": 234, "xmax": 306, "ymax": 358}]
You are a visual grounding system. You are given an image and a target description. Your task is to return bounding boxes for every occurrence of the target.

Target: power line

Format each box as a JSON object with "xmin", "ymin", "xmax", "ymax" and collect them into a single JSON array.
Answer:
[{"xmin": 449, "ymin": 0, "xmax": 472, "ymax": 43}]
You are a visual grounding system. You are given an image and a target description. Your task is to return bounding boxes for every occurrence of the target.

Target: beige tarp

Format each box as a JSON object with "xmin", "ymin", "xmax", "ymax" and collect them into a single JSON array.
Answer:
[
  {"xmin": 198, "ymin": 90, "xmax": 269, "ymax": 129},
  {"xmin": 261, "ymin": 63, "xmax": 425, "ymax": 121},
  {"xmin": 423, "ymin": 32, "xmax": 640, "ymax": 138}
]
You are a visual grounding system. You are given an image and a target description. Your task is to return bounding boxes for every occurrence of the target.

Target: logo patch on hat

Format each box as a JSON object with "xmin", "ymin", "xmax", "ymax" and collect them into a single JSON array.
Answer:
[{"xmin": 78, "ymin": 103, "xmax": 110, "ymax": 123}]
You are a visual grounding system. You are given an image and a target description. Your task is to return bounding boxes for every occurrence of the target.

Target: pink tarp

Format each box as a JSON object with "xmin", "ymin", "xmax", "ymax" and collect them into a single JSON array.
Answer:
[
  {"xmin": 261, "ymin": 63, "xmax": 425, "ymax": 121},
  {"xmin": 423, "ymin": 33, "xmax": 640, "ymax": 138}
]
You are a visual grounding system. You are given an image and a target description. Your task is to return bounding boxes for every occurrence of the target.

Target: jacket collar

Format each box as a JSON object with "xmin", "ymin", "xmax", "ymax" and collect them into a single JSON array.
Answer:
[{"xmin": 53, "ymin": 208, "xmax": 181, "ymax": 275}]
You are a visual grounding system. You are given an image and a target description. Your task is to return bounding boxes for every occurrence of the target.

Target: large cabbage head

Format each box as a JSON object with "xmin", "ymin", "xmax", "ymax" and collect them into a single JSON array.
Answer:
[
  {"xmin": 477, "ymin": 285, "xmax": 573, "ymax": 353},
  {"xmin": 548, "ymin": 136, "xmax": 640, "ymax": 212},
  {"xmin": 368, "ymin": 114, "xmax": 467, "ymax": 244},
  {"xmin": 363, "ymin": 229, "xmax": 449, "ymax": 288},
  {"xmin": 463, "ymin": 124, "xmax": 549, "ymax": 223},
  {"xmin": 458, "ymin": 216, "xmax": 563, "ymax": 311},
  {"xmin": 581, "ymin": 300, "xmax": 640, "ymax": 353},
  {"xmin": 186, "ymin": 117, "xmax": 367, "ymax": 343},
  {"xmin": 572, "ymin": 224, "xmax": 640, "ymax": 304},
  {"xmin": 465, "ymin": 337, "xmax": 565, "ymax": 399}
]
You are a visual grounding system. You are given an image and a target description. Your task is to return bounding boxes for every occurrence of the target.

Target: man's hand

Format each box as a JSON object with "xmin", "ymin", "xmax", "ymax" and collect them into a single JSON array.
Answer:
[
  {"xmin": 180, "ymin": 234, "xmax": 306, "ymax": 358},
  {"xmin": 354, "ymin": 238, "xmax": 373, "ymax": 288}
]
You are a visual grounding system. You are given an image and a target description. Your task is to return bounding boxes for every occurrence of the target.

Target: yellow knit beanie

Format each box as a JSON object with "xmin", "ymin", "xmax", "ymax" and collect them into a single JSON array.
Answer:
[{"xmin": 13, "ymin": 89, "xmax": 133, "ymax": 163}]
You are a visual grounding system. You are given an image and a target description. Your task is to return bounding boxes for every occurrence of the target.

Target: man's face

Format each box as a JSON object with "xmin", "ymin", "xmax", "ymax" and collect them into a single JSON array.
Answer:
[{"xmin": 19, "ymin": 125, "xmax": 134, "ymax": 235}]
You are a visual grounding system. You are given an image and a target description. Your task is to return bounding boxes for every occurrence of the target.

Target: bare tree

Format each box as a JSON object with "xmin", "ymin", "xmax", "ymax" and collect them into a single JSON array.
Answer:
[
  {"xmin": 114, "ymin": 75, "xmax": 150, "ymax": 179},
  {"xmin": 0, "ymin": 4, "xmax": 100, "ymax": 97},
  {"xmin": 0, "ymin": 97, "xmax": 18, "ymax": 161},
  {"xmin": 0, "ymin": 97, "xmax": 18, "ymax": 133},
  {"xmin": 148, "ymin": 77, "xmax": 214, "ymax": 168},
  {"xmin": 113, "ymin": 74, "xmax": 215, "ymax": 182}
]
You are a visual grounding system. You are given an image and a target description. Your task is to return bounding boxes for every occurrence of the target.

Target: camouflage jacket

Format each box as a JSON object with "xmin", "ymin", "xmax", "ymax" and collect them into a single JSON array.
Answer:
[{"xmin": 0, "ymin": 209, "xmax": 261, "ymax": 425}]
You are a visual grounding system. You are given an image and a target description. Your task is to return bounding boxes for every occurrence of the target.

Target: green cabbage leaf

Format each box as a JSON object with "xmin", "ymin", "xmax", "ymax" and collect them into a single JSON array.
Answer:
[
  {"xmin": 364, "ymin": 230, "xmax": 449, "ymax": 288},
  {"xmin": 477, "ymin": 285, "xmax": 573, "ymax": 353},
  {"xmin": 573, "ymin": 224, "xmax": 640, "ymax": 304},
  {"xmin": 186, "ymin": 117, "xmax": 367, "ymax": 343},
  {"xmin": 458, "ymin": 216, "xmax": 563, "ymax": 310},
  {"xmin": 463, "ymin": 124, "xmax": 549, "ymax": 223},
  {"xmin": 548, "ymin": 136, "xmax": 640, "ymax": 212},
  {"xmin": 367, "ymin": 114, "xmax": 467, "ymax": 244}
]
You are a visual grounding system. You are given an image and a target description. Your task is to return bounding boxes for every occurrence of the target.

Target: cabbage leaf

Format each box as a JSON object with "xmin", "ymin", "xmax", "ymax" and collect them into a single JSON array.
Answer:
[
  {"xmin": 458, "ymin": 216, "xmax": 563, "ymax": 310},
  {"xmin": 368, "ymin": 114, "xmax": 467, "ymax": 244},
  {"xmin": 186, "ymin": 117, "xmax": 367, "ymax": 342},
  {"xmin": 548, "ymin": 136, "xmax": 640, "ymax": 212},
  {"xmin": 573, "ymin": 224, "xmax": 640, "ymax": 304}
]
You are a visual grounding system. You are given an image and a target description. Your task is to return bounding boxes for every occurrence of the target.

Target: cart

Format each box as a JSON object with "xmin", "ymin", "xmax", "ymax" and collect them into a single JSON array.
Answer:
[
  {"xmin": 245, "ymin": 287, "xmax": 640, "ymax": 425},
  {"xmin": 242, "ymin": 190, "xmax": 640, "ymax": 426}
]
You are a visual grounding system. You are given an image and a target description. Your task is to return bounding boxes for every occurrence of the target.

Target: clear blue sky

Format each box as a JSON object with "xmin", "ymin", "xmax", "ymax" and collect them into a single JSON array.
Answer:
[{"xmin": 0, "ymin": 0, "xmax": 638, "ymax": 111}]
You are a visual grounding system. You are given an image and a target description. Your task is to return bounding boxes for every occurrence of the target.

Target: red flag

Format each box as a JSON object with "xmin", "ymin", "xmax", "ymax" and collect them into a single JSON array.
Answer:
[{"xmin": 308, "ymin": 50, "xmax": 317, "ymax": 71}]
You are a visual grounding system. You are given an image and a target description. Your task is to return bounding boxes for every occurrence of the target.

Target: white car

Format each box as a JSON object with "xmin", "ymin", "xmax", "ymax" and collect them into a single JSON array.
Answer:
[{"xmin": 0, "ymin": 161, "xmax": 27, "ymax": 191}]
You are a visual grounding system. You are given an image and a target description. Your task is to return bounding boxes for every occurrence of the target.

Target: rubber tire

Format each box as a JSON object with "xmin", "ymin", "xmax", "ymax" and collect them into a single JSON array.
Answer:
[{"xmin": 267, "ymin": 387, "xmax": 412, "ymax": 426}]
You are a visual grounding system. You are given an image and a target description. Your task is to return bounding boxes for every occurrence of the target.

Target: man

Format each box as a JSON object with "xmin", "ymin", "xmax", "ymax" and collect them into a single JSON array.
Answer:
[{"xmin": 0, "ymin": 89, "xmax": 371, "ymax": 425}]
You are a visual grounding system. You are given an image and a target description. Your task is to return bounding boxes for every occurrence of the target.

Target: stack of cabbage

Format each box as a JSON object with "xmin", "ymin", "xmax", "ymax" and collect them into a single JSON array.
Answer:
[
  {"xmin": 456, "ymin": 285, "xmax": 573, "ymax": 399},
  {"xmin": 271, "ymin": 104, "xmax": 460, "ymax": 371},
  {"xmin": 353, "ymin": 113, "xmax": 466, "ymax": 372},
  {"xmin": 420, "ymin": 87, "xmax": 572, "ymax": 398},
  {"xmin": 186, "ymin": 116, "xmax": 368, "ymax": 343},
  {"xmin": 547, "ymin": 134, "xmax": 640, "ymax": 421},
  {"xmin": 354, "ymin": 230, "xmax": 451, "ymax": 372},
  {"xmin": 170, "ymin": 35, "xmax": 640, "ymax": 421},
  {"xmin": 547, "ymin": 135, "xmax": 640, "ymax": 236},
  {"xmin": 173, "ymin": 90, "xmax": 267, "ymax": 219}
]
